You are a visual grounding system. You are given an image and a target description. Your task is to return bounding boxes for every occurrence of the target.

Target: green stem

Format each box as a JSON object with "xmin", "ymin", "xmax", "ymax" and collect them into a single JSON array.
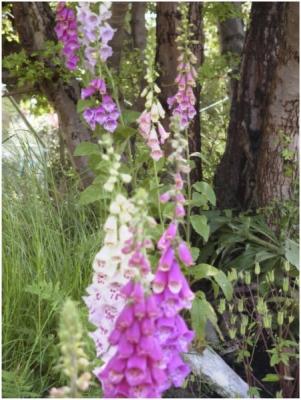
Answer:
[
  {"xmin": 153, "ymin": 160, "xmax": 164, "ymax": 229},
  {"xmin": 185, "ymin": 128, "xmax": 192, "ymax": 242}
]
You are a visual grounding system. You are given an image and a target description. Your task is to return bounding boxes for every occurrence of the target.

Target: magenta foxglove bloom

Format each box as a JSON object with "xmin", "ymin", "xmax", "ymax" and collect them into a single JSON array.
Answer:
[
  {"xmin": 55, "ymin": 2, "xmax": 80, "ymax": 70},
  {"xmin": 97, "ymin": 282, "xmax": 168, "ymax": 398}
]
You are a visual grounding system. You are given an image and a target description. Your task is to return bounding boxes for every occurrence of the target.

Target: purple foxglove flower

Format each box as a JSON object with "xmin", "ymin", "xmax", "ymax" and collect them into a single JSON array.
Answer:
[
  {"xmin": 91, "ymin": 78, "xmax": 107, "ymax": 94},
  {"xmin": 108, "ymin": 328, "xmax": 121, "ymax": 345},
  {"xmin": 126, "ymin": 321, "xmax": 141, "ymax": 344},
  {"xmin": 153, "ymin": 270, "xmax": 168, "ymax": 294},
  {"xmin": 83, "ymin": 108, "xmax": 96, "ymax": 130},
  {"xmin": 55, "ymin": 3, "xmax": 79, "ymax": 71},
  {"xmin": 146, "ymin": 295, "xmax": 160, "ymax": 318},
  {"xmin": 81, "ymin": 86, "xmax": 96, "ymax": 99},
  {"xmin": 155, "ymin": 316, "xmax": 177, "ymax": 342},
  {"xmin": 125, "ymin": 355, "xmax": 147, "ymax": 386},
  {"xmin": 160, "ymin": 191, "xmax": 171, "ymax": 203},
  {"xmin": 178, "ymin": 241, "xmax": 194, "ymax": 266},
  {"xmin": 103, "ymin": 357, "xmax": 126, "ymax": 384},
  {"xmin": 141, "ymin": 317, "xmax": 155, "ymax": 335},
  {"xmin": 175, "ymin": 203, "xmax": 185, "ymax": 217},
  {"xmin": 95, "ymin": 106, "xmax": 107, "ymax": 124},
  {"xmin": 168, "ymin": 355, "xmax": 190, "ymax": 387},
  {"xmin": 99, "ymin": 24, "xmax": 116, "ymax": 44},
  {"xmin": 131, "ymin": 282, "xmax": 144, "ymax": 303},
  {"xmin": 138, "ymin": 336, "xmax": 163, "ymax": 360},
  {"xmin": 118, "ymin": 335, "xmax": 135, "ymax": 359},
  {"xmin": 161, "ymin": 289, "xmax": 182, "ymax": 317},
  {"xmin": 102, "ymin": 95, "xmax": 116, "ymax": 112},
  {"xmin": 100, "ymin": 44, "xmax": 113, "ymax": 61},
  {"xmin": 179, "ymin": 277, "xmax": 195, "ymax": 305},
  {"xmin": 168, "ymin": 262, "xmax": 185, "ymax": 294},
  {"xmin": 115, "ymin": 305, "xmax": 134, "ymax": 331},
  {"xmin": 133, "ymin": 298, "xmax": 146, "ymax": 320},
  {"xmin": 103, "ymin": 117, "xmax": 118, "ymax": 133},
  {"xmin": 159, "ymin": 246, "xmax": 175, "ymax": 271}
]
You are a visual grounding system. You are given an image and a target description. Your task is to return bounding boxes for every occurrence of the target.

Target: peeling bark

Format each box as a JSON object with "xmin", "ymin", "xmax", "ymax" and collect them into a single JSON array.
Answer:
[
  {"xmin": 156, "ymin": 2, "xmax": 204, "ymax": 183},
  {"xmin": 12, "ymin": 2, "xmax": 93, "ymax": 187},
  {"xmin": 215, "ymin": 3, "xmax": 299, "ymax": 211}
]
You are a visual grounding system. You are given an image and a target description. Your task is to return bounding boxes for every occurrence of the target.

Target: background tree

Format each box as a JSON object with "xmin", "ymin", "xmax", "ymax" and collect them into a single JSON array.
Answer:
[
  {"xmin": 215, "ymin": 2, "xmax": 299, "ymax": 212},
  {"xmin": 11, "ymin": 2, "xmax": 94, "ymax": 187}
]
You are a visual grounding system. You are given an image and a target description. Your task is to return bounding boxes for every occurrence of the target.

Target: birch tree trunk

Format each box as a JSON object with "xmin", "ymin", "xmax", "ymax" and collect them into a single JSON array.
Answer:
[
  {"xmin": 12, "ymin": 2, "xmax": 93, "ymax": 187},
  {"xmin": 215, "ymin": 2, "xmax": 299, "ymax": 210}
]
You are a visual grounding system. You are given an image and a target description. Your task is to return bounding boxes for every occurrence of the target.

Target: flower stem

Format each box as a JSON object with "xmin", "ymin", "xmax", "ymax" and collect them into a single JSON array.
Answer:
[
  {"xmin": 153, "ymin": 160, "xmax": 164, "ymax": 230},
  {"xmin": 185, "ymin": 128, "xmax": 192, "ymax": 242}
]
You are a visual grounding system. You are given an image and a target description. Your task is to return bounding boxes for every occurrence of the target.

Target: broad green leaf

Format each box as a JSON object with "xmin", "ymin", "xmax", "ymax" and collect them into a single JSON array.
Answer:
[
  {"xmin": 192, "ymin": 181, "xmax": 216, "ymax": 206},
  {"xmin": 191, "ymin": 264, "xmax": 233, "ymax": 300},
  {"xmin": 262, "ymin": 374, "xmax": 280, "ymax": 382},
  {"xmin": 122, "ymin": 109, "xmax": 140, "ymax": 125},
  {"xmin": 76, "ymin": 99, "xmax": 94, "ymax": 113},
  {"xmin": 191, "ymin": 247, "xmax": 200, "ymax": 262},
  {"xmin": 214, "ymin": 270, "xmax": 233, "ymax": 300},
  {"xmin": 74, "ymin": 142, "xmax": 100, "ymax": 156},
  {"xmin": 190, "ymin": 215, "xmax": 210, "ymax": 241},
  {"xmin": 114, "ymin": 126, "xmax": 137, "ymax": 139},
  {"xmin": 285, "ymin": 239, "xmax": 299, "ymax": 270},
  {"xmin": 79, "ymin": 185, "xmax": 107, "ymax": 205},
  {"xmin": 192, "ymin": 292, "xmax": 224, "ymax": 342},
  {"xmin": 190, "ymin": 192, "xmax": 207, "ymax": 207}
]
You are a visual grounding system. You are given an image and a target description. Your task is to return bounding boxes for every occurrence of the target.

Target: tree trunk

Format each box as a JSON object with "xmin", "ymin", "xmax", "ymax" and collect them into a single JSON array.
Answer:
[
  {"xmin": 12, "ymin": 2, "xmax": 93, "ymax": 188},
  {"xmin": 217, "ymin": 2, "xmax": 245, "ymax": 98},
  {"xmin": 131, "ymin": 3, "xmax": 147, "ymax": 51},
  {"xmin": 130, "ymin": 2, "xmax": 147, "ymax": 113},
  {"xmin": 156, "ymin": 2, "xmax": 204, "ymax": 184},
  {"xmin": 108, "ymin": 2, "xmax": 129, "ymax": 72},
  {"xmin": 215, "ymin": 2, "xmax": 299, "ymax": 210}
]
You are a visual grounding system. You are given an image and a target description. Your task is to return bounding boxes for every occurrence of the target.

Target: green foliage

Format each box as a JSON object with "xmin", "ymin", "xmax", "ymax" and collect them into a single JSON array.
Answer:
[{"xmin": 2, "ymin": 145, "xmax": 102, "ymax": 397}]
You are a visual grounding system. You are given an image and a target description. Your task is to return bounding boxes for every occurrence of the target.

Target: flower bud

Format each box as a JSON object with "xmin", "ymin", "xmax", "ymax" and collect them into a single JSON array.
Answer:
[
  {"xmin": 245, "ymin": 271, "xmax": 251, "ymax": 285},
  {"xmin": 238, "ymin": 298, "xmax": 244, "ymax": 313},
  {"xmin": 218, "ymin": 298, "xmax": 226, "ymax": 314},
  {"xmin": 255, "ymin": 262, "xmax": 261, "ymax": 275},
  {"xmin": 277, "ymin": 311, "xmax": 284, "ymax": 326},
  {"xmin": 283, "ymin": 277, "xmax": 289, "ymax": 292}
]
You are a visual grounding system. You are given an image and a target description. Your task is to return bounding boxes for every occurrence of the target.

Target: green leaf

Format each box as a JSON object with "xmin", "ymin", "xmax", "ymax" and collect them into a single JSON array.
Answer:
[
  {"xmin": 114, "ymin": 126, "xmax": 137, "ymax": 140},
  {"xmin": 79, "ymin": 185, "xmax": 107, "ymax": 205},
  {"xmin": 191, "ymin": 247, "xmax": 200, "ymax": 262},
  {"xmin": 262, "ymin": 374, "xmax": 280, "ymax": 382},
  {"xmin": 193, "ymin": 181, "xmax": 216, "ymax": 206},
  {"xmin": 190, "ymin": 215, "xmax": 210, "ymax": 241},
  {"xmin": 191, "ymin": 264, "xmax": 233, "ymax": 300},
  {"xmin": 76, "ymin": 99, "xmax": 95, "ymax": 113},
  {"xmin": 192, "ymin": 292, "xmax": 224, "ymax": 342},
  {"xmin": 122, "ymin": 109, "xmax": 140, "ymax": 125},
  {"xmin": 74, "ymin": 142, "xmax": 100, "ymax": 156},
  {"xmin": 285, "ymin": 239, "xmax": 299, "ymax": 270}
]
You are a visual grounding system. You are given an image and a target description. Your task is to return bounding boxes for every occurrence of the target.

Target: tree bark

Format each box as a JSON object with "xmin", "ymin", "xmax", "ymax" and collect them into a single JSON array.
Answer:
[
  {"xmin": 156, "ymin": 2, "xmax": 204, "ymax": 184},
  {"xmin": 217, "ymin": 2, "xmax": 245, "ymax": 98},
  {"xmin": 215, "ymin": 2, "xmax": 299, "ymax": 210},
  {"xmin": 131, "ymin": 3, "xmax": 147, "ymax": 51},
  {"xmin": 108, "ymin": 2, "xmax": 129, "ymax": 72},
  {"xmin": 12, "ymin": 2, "xmax": 93, "ymax": 187}
]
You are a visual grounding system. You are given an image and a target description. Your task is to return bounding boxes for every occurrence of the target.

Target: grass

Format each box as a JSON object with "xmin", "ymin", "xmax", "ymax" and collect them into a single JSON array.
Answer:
[{"xmin": 2, "ymin": 141, "xmax": 104, "ymax": 397}]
